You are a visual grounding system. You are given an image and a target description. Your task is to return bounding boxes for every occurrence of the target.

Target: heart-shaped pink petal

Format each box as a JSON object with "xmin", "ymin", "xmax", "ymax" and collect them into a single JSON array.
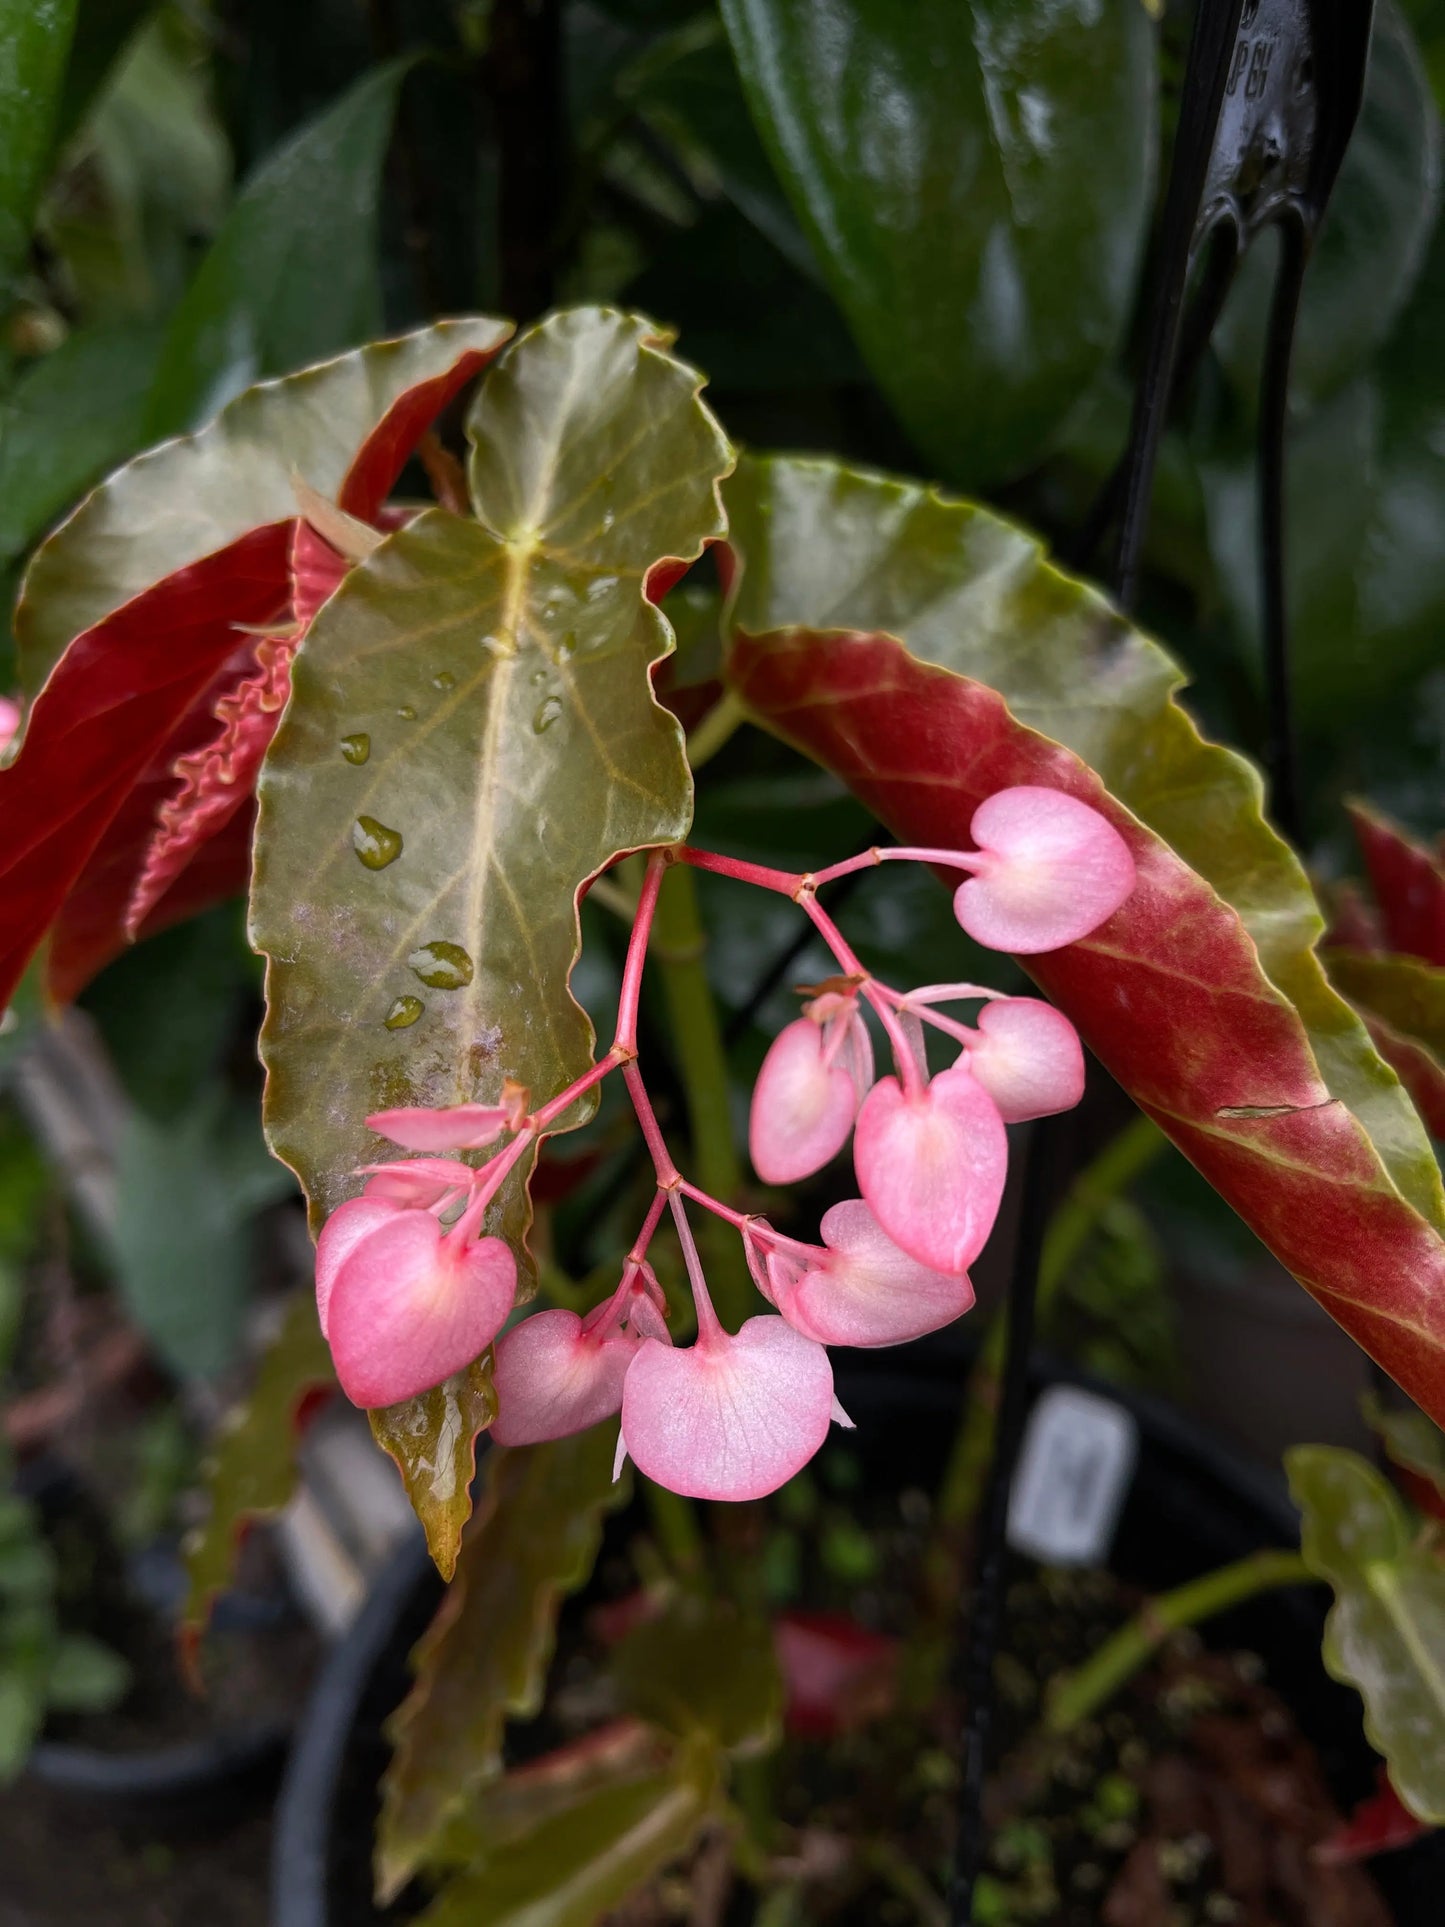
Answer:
[
  {"xmin": 853, "ymin": 1066, "xmax": 1007, "ymax": 1274},
  {"xmin": 326, "ymin": 1211, "xmax": 516, "ymax": 1408},
  {"xmin": 491, "ymin": 1309, "xmax": 639, "ymax": 1446},
  {"xmin": 953, "ymin": 785, "xmax": 1135, "ymax": 953},
  {"xmin": 773, "ymin": 1199, "xmax": 975, "ymax": 1348},
  {"xmin": 750, "ymin": 1017, "xmax": 861, "ymax": 1184},
  {"xmin": 314, "ymin": 1195, "xmax": 403, "ymax": 1337},
  {"xmin": 365, "ymin": 1102, "xmax": 511, "ymax": 1151},
  {"xmin": 620, "ymin": 1316, "xmax": 835, "ymax": 1500},
  {"xmin": 966, "ymin": 998, "xmax": 1085, "ymax": 1122}
]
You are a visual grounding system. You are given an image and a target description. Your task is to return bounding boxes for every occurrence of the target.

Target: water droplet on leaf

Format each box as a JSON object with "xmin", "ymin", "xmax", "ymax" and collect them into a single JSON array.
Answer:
[
  {"xmin": 532, "ymin": 697, "xmax": 563, "ymax": 734},
  {"xmin": 340, "ymin": 733, "xmax": 370, "ymax": 765},
  {"xmin": 384, "ymin": 996, "xmax": 424, "ymax": 1030},
  {"xmin": 408, "ymin": 941, "xmax": 474, "ymax": 990},
  {"xmin": 353, "ymin": 817, "xmax": 403, "ymax": 868},
  {"xmin": 432, "ymin": 670, "xmax": 456, "ymax": 690},
  {"xmin": 397, "ymin": 705, "xmax": 417, "ymax": 722}
]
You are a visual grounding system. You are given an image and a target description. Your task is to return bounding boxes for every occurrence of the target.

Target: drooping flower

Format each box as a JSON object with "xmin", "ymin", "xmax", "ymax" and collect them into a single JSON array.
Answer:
[
  {"xmin": 952, "ymin": 785, "xmax": 1135, "ymax": 953},
  {"xmin": 491, "ymin": 1268, "xmax": 670, "ymax": 1447},
  {"xmin": 749, "ymin": 990, "xmax": 874, "ymax": 1184},
  {"xmin": 315, "ymin": 1194, "xmax": 404, "ymax": 1337},
  {"xmin": 853, "ymin": 1063, "xmax": 1008, "ymax": 1275},
  {"xmin": 324, "ymin": 1207, "xmax": 517, "ymax": 1409},
  {"xmin": 756, "ymin": 1200, "xmax": 974, "ymax": 1348},
  {"xmin": 959, "ymin": 997, "xmax": 1084, "ymax": 1122},
  {"xmin": 619, "ymin": 1313, "xmax": 847, "ymax": 1501}
]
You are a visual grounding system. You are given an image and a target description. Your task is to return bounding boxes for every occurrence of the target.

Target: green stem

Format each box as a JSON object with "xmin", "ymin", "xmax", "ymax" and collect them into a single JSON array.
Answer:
[
  {"xmin": 685, "ymin": 689, "xmax": 748, "ymax": 771},
  {"xmin": 936, "ymin": 1114, "xmax": 1166, "ymax": 1536},
  {"xmin": 651, "ymin": 862, "xmax": 754, "ymax": 1330},
  {"xmin": 1044, "ymin": 1549, "xmax": 1313, "ymax": 1732}
]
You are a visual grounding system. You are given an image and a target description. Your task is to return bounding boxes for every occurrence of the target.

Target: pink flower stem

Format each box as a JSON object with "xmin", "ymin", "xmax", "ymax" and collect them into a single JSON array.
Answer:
[
  {"xmin": 445, "ymin": 1127, "xmax": 538, "ymax": 1243},
  {"xmin": 807, "ymin": 846, "xmax": 982, "ymax": 888},
  {"xmin": 668, "ymin": 1190, "xmax": 724, "ymax": 1343},
  {"xmin": 528, "ymin": 1052, "xmax": 624, "ymax": 1136},
  {"xmin": 800, "ymin": 894, "xmax": 925, "ymax": 1098},
  {"xmin": 622, "ymin": 1062, "xmax": 681, "ymax": 1189},
  {"xmin": 627, "ymin": 1186, "xmax": 671, "ymax": 1265},
  {"xmin": 613, "ymin": 849, "xmax": 669, "ymax": 1054},
  {"xmin": 676, "ymin": 844, "xmax": 802, "ymax": 895},
  {"xmin": 872, "ymin": 985, "xmax": 979, "ymax": 1051}
]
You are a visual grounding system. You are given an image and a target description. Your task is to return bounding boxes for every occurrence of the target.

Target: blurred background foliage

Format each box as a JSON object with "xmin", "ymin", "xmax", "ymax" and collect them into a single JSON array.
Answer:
[{"xmin": 0, "ymin": 0, "xmax": 1440, "ymax": 1400}]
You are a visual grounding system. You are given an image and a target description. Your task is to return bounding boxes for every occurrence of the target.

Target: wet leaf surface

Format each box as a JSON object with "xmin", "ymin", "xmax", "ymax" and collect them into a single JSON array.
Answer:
[{"xmin": 368, "ymin": 1358, "xmax": 498, "ymax": 1581}]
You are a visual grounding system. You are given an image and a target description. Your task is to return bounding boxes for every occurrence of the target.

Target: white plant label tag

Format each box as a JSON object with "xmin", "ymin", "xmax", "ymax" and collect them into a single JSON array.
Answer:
[{"xmin": 1006, "ymin": 1385, "xmax": 1139, "ymax": 1568}]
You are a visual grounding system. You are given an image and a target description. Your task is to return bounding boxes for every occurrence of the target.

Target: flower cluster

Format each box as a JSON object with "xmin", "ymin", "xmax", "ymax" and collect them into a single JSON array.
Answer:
[{"xmin": 314, "ymin": 785, "xmax": 1135, "ymax": 1500}]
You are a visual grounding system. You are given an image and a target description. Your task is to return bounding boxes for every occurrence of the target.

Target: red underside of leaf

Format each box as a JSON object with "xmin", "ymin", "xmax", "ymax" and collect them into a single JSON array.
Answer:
[
  {"xmin": 1350, "ymin": 803, "xmax": 1445, "ymax": 967},
  {"xmin": 0, "ymin": 526, "xmax": 291, "ymax": 1009},
  {"xmin": 1317, "ymin": 1769, "xmax": 1432, "ymax": 1864},
  {"xmin": 730, "ymin": 631, "xmax": 1445, "ymax": 1427},
  {"xmin": 337, "ymin": 347, "xmax": 500, "ymax": 522},
  {"xmin": 1358, "ymin": 1011, "xmax": 1445, "ymax": 1139}
]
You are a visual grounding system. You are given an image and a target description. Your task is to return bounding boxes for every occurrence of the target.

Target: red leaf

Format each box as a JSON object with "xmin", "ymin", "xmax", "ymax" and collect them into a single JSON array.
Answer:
[
  {"xmin": 1316, "ymin": 1768, "xmax": 1432, "ymax": 1864},
  {"xmin": 0, "ymin": 527, "xmax": 291, "ymax": 1008},
  {"xmin": 1350, "ymin": 802, "xmax": 1445, "ymax": 967},
  {"xmin": 728, "ymin": 628, "xmax": 1445, "ymax": 1427},
  {"xmin": 772, "ymin": 1610, "xmax": 898, "ymax": 1739},
  {"xmin": 1359, "ymin": 1010, "xmax": 1445, "ymax": 1140}
]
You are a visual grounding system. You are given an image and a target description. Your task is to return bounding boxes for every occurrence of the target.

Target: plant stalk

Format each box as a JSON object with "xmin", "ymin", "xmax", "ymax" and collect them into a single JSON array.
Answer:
[{"xmin": 1044, "ymin": 1549, "xmax": 1313, "ymax": 1732}]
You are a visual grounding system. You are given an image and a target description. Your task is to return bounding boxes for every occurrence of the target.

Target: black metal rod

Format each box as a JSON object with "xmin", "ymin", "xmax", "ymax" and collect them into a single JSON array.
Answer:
[
  {"xmin": 1113, "ymin": 0, "xmax": 1247, "ymax": 608},
  {"xmin": 1256, "ymin": 216, "xmax": 1309, "ymax": 846},
  {"xmin": 947, "ymin": 1120, "xmax": 1056, "ymax": 1921}
]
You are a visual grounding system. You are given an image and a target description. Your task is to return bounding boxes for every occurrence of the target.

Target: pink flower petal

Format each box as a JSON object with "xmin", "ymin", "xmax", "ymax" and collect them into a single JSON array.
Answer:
[
  {"xmin": 772, "ymin": 1199, "xmax": 974, "ymax": 1348},
  {"xmin": 326, "ymin": 1211, "xmax": 516, "ymax": 1408},
  {"xmin": 491, "ymin": 1309, "xmax": 639, "ymax": 1446},
  {"xmin": 366, "ymin": 1102, "xmax": 511, "ymax": 1152},
  {"xmin": 620, "ymin": 1316, "xmax": 836, "ymax": 1500},
  {"xmin": 853, "ymin": 1065, "xmax": 1007, "ymax": 1274},
  {"xmin": 953, "ymin": 785, "xmax": 1136, "ymax": 953},
  {"xmin": 359, "ymin": 1156, "xmax": 478, "ymax": 1205},
  {"xmin": 966, "ymin": 998, "xmax": 1085, "ymax": 1123},
  {"xmin": 749, "ymin": 1017, "xmax": 861, "ymax": 1184},
  {"xmin": 314, "ymin": 1195, "xmax": 403, "ymax": 1337}
]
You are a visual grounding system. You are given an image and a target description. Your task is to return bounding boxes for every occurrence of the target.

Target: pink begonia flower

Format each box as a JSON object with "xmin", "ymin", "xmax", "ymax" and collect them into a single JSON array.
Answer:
[
  {"xmin": 325, "ymin": 1208, "xmax": 516, "ymax": 1408},
  {"xmin": 365, "ymin": 1101, "xmax": 512, "ymax": 1152},
  {"xmin": 359, "ymin": 1155, "xmax": 479, "ymax": 1206},
  {"xmin": 759, "ymin": 1200, "xmax": 974, "ymax": 1348},
  {"xmin": 0, "ymin": 696, "xmax": 21, "ymax": 759},
  {"xmin": 853, "ymin": 1063, "xmax": 1007, "ymax": 1274},
  {"xmin": 314, "ymin": 1195, "xmax": 403, "ymax": 1337},
  {"xmin": 619, "ymin": 1315, "xmax": 848, "ymax": 1501},
  {"xmin": 962, "ymin": 997, "xmax": 1084, "ymax": 1123},
  {"xmin": 749, "ymin": 994, "xmax": 874, "ymax": 1184},
  {"xmin": 491, "ymin": 1269, "xmax": 671, "ymax": 1447},
  {"xmin": 952, "ymin": 785, "xmax": 1135, "ymax": 953}
]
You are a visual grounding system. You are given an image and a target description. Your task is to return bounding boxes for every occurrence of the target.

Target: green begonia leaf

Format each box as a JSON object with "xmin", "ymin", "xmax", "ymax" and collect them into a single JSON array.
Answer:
[
  {"xmin": 144, "ymin": 59, "xmax": 411, "ymax": 438},
  {"xmin": 718, "ymin": 0, "xmax": 1156, "ymax": 488},
  {"xmin": 377, "ymin": 1428, "xmax": 630, "ymax": 1901},
  {"xmin": 0, "ymin": 0, "xmax": 79, "ymax": 305},
  {"xmin": 1288, "ymin": 1443, "xmax": 1445, "ymax": 1823}
]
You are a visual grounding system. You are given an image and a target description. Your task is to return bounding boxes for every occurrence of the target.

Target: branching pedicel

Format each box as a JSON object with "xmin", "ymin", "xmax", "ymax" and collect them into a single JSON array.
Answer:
[{"xmin": 314, "ymin": 785, "xmax": 1135, "ymax": 1500}]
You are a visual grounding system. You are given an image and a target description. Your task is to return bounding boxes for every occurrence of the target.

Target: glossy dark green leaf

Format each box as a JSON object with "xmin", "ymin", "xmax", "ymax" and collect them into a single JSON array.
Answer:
[
  {"xmin": 1288, "ymin": 1443, "xmax": 1445, "ymax": 1823},
  {"xmin": 719, "ymin": 0, "xmax": 1156, "ymax": 487},
  {"xmin": 368, "ymin": 1360, "xmax": 498, "ymax": 1582},
  {"xmin": 253, "ymin": 309, "xmax": 727, "ymax": 1235},
  {"xmin": 180, "ymin": 1288, "xmax": 334, "ymax": 1642},
  {"xmin": 0, "ymin": 0, "xmax": 79, "ymax": 305},
  {"xmin": 419, "ymin": 1731, "xmax": 721, "ymax": 1927},
  {"xmin": 1214, "ymin": 0, "xmax": 1440, "ymax": 408},
  {"xmin": 377, "ymin": 1429, "xmax": 630, "ymax": 1901},
  {"xmin": 614, "ymin": 1593, "xmax": 782, "ymax": 1755},
  {"xmin": 144, "ymin": 59, "xmax": 411, "ymax": 439},
  {"xmin": 52, "ymin": 0, "xmax": 153, "ymax": 149},
  {"xmin": 0, "ymin": 321, "xmax": 164, "ymax": 568}
]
